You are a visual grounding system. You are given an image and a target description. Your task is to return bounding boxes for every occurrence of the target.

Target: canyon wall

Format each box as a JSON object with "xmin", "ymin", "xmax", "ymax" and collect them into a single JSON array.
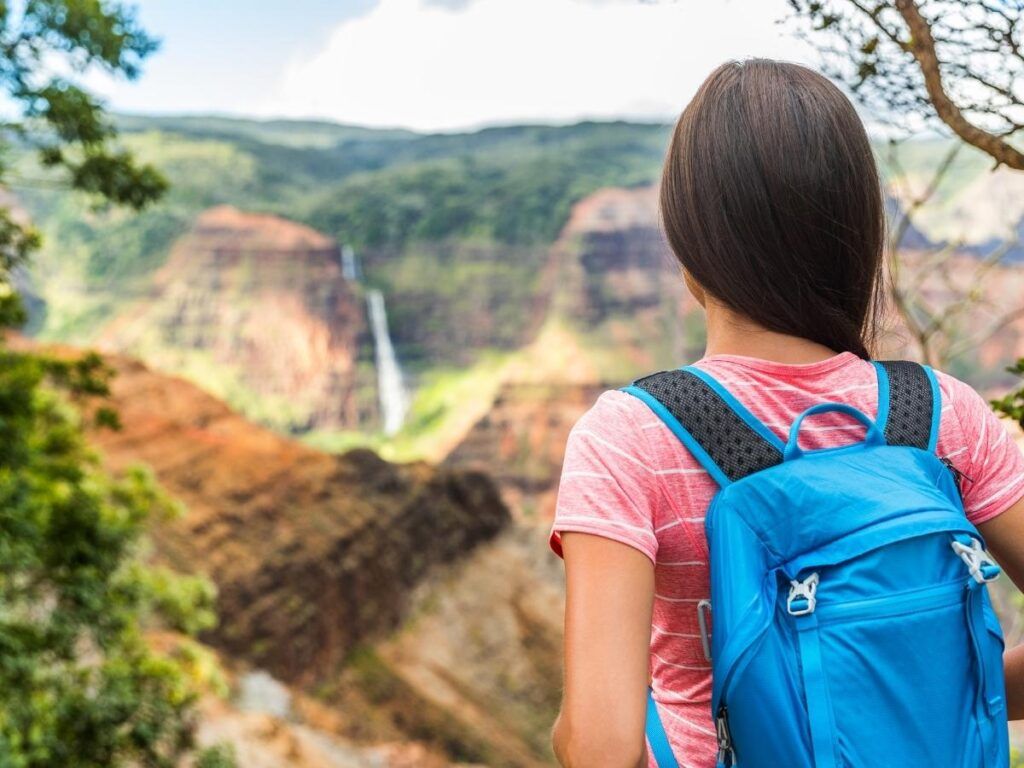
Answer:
[
  {"xmin": 72, "ymin": 350, "xmax": 509, "ymax": 686},
  {"xmin": 99, "ymin": 206, "xmax": 373, "ymax": 432}
]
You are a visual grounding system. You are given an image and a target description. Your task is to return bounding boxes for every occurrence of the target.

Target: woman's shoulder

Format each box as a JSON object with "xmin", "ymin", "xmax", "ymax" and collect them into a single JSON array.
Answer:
[
  {"xmin": 930, "ymin": 366, "xmax": 1024, "ymax": 524},
  {"xmin": 932, "ymin": 367, "xmax": 978, "ymax": 397},
  {"xmin": 576, "ymin": 387, "xmax": 656, "ymax": 424},
  {"xmin": 568, "ymin": 388, "xmax": 658, "ymax": 448},
  {"xmin": 932, "ymin": 367, "xmax": 993, "ymax": 426}
]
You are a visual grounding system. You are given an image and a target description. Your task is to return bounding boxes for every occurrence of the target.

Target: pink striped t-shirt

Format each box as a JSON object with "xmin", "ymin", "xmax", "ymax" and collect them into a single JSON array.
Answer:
[{"xmin": 550, "ymin": 352, "xmax": 1024, "ymax": 768}]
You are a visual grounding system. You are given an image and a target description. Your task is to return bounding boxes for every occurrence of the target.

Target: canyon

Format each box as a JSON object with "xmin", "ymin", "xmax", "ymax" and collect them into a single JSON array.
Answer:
[
  {"xmin": 79, "ymin": 349, "xmax": 509, "ymax": 685},
  {"xmin": 97, "ymin": 205, "xmax": 374, "ymax": 433},
  {"xmin": 12, "ymin": 117, "xmax": 1024, "ymax": 766}
]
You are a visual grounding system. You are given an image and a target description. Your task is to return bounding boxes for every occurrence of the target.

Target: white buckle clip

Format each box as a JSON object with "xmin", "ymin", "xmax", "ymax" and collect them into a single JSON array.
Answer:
[
  {"xmin": 787, "ymin": 572, "xmax": 820, "ymax": 616},
  {"xmin": 951, "ymin": 538, "xmax": 1001, "ymax": 584}
]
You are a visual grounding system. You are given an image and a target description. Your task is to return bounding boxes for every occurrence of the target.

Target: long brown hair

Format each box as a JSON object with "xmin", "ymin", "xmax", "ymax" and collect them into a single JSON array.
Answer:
[{"xmin": 660, "ymin": 59, "xmax": 885, "ymax": 359}]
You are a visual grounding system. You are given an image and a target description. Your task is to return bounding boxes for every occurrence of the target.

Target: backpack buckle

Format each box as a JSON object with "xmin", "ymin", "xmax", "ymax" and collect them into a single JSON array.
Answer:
[
  {"xmin": 786, "ymin": 572, "xmax": 820, "ymax": 616},
  {"xmin": 951, "ymin": 538, "xmax": 1001, "ymax": 584},
  {"xmin": 697, "ymin": 599, "xmax": 713, "ymax": 662}
]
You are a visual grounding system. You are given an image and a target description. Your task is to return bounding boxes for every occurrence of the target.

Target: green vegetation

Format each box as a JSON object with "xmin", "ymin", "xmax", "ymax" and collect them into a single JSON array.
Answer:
[
  {"xmin": 992, "ymin": 359, "xmax": 1024, "ymax": 429},
  {"xmin": 18, "ymin": 117, "xmax": 670, "ymax": 343},
  {"xmin": 194, "ymin": 744, "xmax": 238, "ymax": 768},
  {"xmin": 0, "ymin": 3, "xmax": 234, "ymax": 765},
  {"xmin": 306, "ymin": 350, "xmax": 514, "ymax": 461},
  {"xmin": 300, "ymin": 121, "xmax": 668, "ymax": 249},
  {"xmin": 14, "ymin": 114, "xmax": 674, "ymax": 436},
  {"xmin": 0, "ymin": 348, "xmax": 229, "ymax": 766}
]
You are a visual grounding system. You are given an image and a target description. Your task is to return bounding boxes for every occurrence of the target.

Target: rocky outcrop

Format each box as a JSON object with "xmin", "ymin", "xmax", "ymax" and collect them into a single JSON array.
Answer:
[
  {"xmin": 547, "ymin": 186, "xmax": 703, "ymax": 374},
  {"xmin": 373, "ymin": 526, "xmax": 566, "ymax": 767},
  {"xmin": 445, "ymin": 382, "xmax": 605, "ymax": 521},
  {"xmin": 68, "ymin": 350, "xmax": 509, "ymax": 686},
  {"xmin": 444, "ymin": 187, "xmax": 701, "ymax": 519},
  {"xmin": 100, "ymin": 206, "xmax": 372, "ymax": 432}
]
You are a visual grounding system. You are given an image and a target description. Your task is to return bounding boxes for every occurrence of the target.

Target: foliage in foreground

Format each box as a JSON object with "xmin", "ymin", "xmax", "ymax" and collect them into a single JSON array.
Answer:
[
  {"xmin": 0, "ymin": 1, "xmax": 236, "ymax": 764},
  {"xmin": 0, "ymin": 348, "xmax": 233, "ymax": 767},
  {"xmin": 0, "ymin": 0, "xmax": 168, "ymax": 327},
  {"xmin": 992, "ymin": 359, "xmax": 1024, "ymax": 431},
  {"xmin": 788, "ymin": 0, "xmax": 1024, "ymax": 170}
]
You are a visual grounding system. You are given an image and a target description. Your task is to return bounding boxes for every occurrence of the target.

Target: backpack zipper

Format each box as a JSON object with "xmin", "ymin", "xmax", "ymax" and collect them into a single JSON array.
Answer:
[
  {"xmin": 716, "ymin": 706, "xmax": 735, "ymax": 766},
  {"xmin": 940, "ymin": 456, "xmax": 973, "ymax": 500},
  {"xmin": 811, "ymin": 578, "xmax": 965, "ymax": 625}
]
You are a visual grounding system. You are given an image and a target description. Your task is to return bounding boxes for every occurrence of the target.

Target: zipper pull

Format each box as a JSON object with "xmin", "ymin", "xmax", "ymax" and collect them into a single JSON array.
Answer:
[
  {"xmin": 716, "ymin": 707, "xmax": 735, "ymax": 766},
  {"xmin": 940, "ymin": 456, "xmax": 973, "ymax": 498}
]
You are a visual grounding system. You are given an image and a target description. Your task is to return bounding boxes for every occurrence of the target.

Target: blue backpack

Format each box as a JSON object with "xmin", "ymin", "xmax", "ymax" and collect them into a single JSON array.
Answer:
[{"xmin": 623, "ymin": 361, "xmax": 1009, "ymax": 768}]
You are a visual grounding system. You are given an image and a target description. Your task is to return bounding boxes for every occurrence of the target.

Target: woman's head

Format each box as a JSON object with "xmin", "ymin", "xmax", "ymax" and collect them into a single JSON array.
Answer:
[{"xmin": 660, "ymin": 59, "xmax": 885, "ymax": 359}]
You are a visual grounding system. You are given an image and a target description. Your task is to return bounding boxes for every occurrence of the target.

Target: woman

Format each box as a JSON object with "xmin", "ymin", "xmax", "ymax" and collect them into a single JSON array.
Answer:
[{"xmin": 549, "ymin": 59, "xmax": 1024, "ymax": 768}]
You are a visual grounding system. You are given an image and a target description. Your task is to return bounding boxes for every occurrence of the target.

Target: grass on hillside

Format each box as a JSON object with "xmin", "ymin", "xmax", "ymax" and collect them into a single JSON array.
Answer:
[{"xmin": 304, "ymin": 350, "xmax": 514, "ymax": 462}]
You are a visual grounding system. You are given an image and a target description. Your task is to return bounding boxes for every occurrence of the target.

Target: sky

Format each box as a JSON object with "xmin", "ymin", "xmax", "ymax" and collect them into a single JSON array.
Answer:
[{"xmin": 93, "ymin": 0, "xmax": 817, "ymax": 133}]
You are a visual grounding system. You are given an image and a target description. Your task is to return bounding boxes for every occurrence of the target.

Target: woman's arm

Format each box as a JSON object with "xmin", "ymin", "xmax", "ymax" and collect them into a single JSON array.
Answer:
[
  {"xmin": 552, "ymin": 532, "xmax": 655, "ymax": 768},
  {"xmin": 977, "ymin": 494, "xmax": 1024, "ymax": 720}
]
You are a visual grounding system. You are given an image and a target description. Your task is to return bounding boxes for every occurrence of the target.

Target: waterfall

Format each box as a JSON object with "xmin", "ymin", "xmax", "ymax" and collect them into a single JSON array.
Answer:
[
  {"xmin": 366, "ymin": 289, "xmax": 409, "ymax": 435},
  {"xmin": 341, "ymin": 244, "xmax": 361, "ymax": 281}
]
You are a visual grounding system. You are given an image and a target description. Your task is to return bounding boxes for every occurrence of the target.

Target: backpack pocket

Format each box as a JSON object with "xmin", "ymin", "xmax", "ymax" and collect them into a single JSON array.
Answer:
[
  {"xmin": 818, "ymin": 583, "xmax": 980, "ymax": 767},
  {"xmin": 718, "ymin": 578, "xmax": 1009, "ymax": 768},
  {"xmin": 968, "ymin": 597, "xmax": 1010, "ymax": 767}
]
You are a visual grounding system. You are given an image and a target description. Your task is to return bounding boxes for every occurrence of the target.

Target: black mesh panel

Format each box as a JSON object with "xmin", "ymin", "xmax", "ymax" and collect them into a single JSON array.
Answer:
[
  {"xmin": 633, "ymin": 370, "xmax": 782, "ymax": 483},
  {"xmin": 878, "ymin": 360, "xmax": 933, "ymax": 449}
]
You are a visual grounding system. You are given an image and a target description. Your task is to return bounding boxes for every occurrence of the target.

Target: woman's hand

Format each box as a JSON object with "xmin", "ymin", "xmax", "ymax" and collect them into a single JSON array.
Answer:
[
  {"xmin": 552, "ymin": 532, "xmax": 655, "ymax": 767},
  {"xmin": 978, "ymin": 494, "xmax": 1024, "ymax": 720}
]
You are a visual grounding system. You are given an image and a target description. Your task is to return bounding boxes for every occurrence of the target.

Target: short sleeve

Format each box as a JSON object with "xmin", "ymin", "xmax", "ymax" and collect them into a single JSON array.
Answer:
[
  {"xmin": 938, "ymin": 373, "xmax": 1024, "ymax": 525},
  {"xmin": 549, "ymin": 390, "xmax": 660, "ymax": 563}
]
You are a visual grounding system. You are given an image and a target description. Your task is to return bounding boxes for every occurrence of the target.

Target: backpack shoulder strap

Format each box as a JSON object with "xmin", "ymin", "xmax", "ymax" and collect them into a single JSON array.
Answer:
[
  {"xmin": 622, "ymin": 366, "xmax": 784, "ymax": 488},
  {"xmin": 872, "ymin": 360, "xmax": 942, "ymax": 453}
]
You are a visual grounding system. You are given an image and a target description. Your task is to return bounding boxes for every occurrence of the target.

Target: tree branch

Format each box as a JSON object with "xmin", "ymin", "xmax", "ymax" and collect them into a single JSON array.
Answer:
[{"xmin": 895, "ymin": 0, "xmax": 1024, "ymax": 168}]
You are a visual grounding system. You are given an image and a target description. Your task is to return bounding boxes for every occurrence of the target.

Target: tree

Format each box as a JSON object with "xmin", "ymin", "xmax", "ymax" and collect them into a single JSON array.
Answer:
[
  {"xmin": 0, "ymin": 348, "xmax": 221, "ymax": 767},
  {"xmin": 882, "ymin": 138, "xmax": 1023, "ymax": 368},
  {"xmin": 0, "ymin": 0, "xmax": 167, "ymax": 325},
  {"xmin": 0, "ymin": 2, "xmax": 231, "ymax": 765},
  {"xmin": 789, "ymin": 1, "xmax": 1024, "ymax": 381},
  {"xmin": 787, "ymin": 0, "xmax": 1024, "ymax": 169}
]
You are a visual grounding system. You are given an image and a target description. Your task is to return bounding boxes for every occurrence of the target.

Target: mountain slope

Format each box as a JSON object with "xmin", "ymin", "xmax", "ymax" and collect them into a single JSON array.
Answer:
[
  {"xmin": 10, "ymin": 341, "xmax": 512, "ymax": 688},
  {"xmin": 16, "ymin": 116, "xmax": 1024, "ymax": 448},
  {"xmin": 98, "ymin": 205, "xmax": 373, "ymax": 431}
]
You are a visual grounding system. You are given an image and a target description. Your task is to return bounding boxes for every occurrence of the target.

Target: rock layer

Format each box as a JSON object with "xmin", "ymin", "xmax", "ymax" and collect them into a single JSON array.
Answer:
[
  {"xmin": 100, "ymin": 205, "xmax": 371, "ymax": 431},
  {"xmin": 71, "ymin": 350, "xmax": 509, "ymax": 685}
]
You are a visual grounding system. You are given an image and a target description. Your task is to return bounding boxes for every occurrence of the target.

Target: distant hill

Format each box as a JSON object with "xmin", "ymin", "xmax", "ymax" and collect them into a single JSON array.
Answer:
[
  {"xmin": 13, "ymin": 115, "xmax": 1024, "ymax": 441},
  {"xmin": 112, "ymin": 113, "xmax": 419, "ymax": 148},
  {"xmin": 14, "ymin": 116, "xmax": 672, "ymax": 436}
]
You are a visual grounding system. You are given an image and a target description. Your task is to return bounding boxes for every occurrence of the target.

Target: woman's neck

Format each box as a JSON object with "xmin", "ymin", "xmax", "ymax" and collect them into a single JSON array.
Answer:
[{"xmin": 703, "ymin": 299, "xmax": 839, "ymax": 365}]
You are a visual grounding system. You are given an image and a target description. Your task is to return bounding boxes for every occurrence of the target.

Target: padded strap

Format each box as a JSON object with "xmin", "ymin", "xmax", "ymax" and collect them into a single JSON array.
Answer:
[
  {"xmin": 794, "ymin": 613, "xmax": 839, "ymax": 768},
  {"xmin": 873, "ymin": 361, "xmax": 941, "ymax": 452},
  {"xmin": 623, "ymin": 368, "xmax": 783, "ymax": 487},
  {"xmin": 646, "ymin": 688, "xmax": 680, "ymax": 768}
]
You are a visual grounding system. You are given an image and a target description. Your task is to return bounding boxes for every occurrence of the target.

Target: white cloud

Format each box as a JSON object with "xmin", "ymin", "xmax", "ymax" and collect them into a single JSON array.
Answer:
[{"xmin": 263, "ymin": 0, "xmax": 814, "ymax": 132}]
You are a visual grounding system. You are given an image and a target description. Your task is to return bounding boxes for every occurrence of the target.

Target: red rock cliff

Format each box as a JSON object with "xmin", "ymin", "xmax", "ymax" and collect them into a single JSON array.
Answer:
[
  {"xmin": 101, "ymin": 206, "xmax": 371, "ymax": 431},
  {"xmin": 65, "ymin": 349, "xmax": 509, "ymax": 685}
]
